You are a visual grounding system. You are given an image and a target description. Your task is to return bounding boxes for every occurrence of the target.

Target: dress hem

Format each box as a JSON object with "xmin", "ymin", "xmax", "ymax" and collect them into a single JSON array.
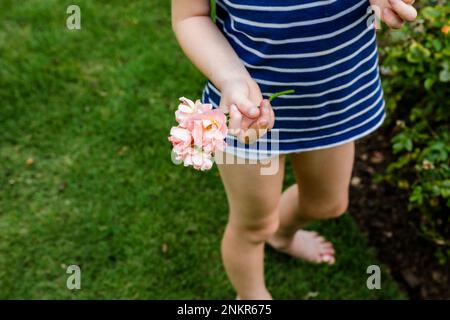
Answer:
[{"xmin": 218, "ymin": 112, "xmax": 386, "ymax": 161}]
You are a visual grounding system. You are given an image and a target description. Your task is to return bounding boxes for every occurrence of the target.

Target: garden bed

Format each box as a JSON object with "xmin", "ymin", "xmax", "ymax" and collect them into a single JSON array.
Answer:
[{"xmin": 350, "ymin": 128, "xmax": 450, "ymax": 299}]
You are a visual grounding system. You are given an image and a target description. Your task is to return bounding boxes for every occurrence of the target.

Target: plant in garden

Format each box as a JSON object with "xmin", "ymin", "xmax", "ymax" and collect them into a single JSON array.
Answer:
[{"xmin": 379, "ymin": 0, "xmax": 450, "ymax": 263}]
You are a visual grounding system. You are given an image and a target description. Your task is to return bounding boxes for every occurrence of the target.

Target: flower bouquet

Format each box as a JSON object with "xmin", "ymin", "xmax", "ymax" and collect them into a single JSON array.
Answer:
[{"xmin": 168, "ymin": 90, "xmax": 294, "ymax": 171}]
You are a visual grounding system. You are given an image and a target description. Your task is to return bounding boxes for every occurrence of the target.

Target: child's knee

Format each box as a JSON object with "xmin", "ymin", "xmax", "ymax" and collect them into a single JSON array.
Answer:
[
  {"xmin": 228, "ymin": 212, "xmax": 280, "ymax": 244},
  {"xmin": 301, "ymin": 196, "xmax": 348, "ymax": 220},
  {"xmin": 244, "ymin": 218, "xmax": 280, "ymax": 243},
  {"xmin": 325, "ymin": 197, "xmax": 348, "ymax": 219}
]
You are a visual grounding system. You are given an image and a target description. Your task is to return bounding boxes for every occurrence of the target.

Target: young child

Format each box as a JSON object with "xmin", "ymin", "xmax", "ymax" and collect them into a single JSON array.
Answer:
[{"xmin": 171, "ymin": 0, "xmax": 417, "ymax": 300}]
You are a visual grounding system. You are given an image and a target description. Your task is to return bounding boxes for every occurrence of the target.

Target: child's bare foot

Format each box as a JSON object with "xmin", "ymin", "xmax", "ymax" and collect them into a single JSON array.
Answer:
[{"xmin": 267, "ymin": 230, "xmax": 335, "ymax": 265}]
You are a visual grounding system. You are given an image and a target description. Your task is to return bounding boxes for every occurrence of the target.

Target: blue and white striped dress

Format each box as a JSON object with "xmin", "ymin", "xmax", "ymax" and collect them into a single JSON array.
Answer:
[{"xmin": 202, "ymin": 0, "xmax": 385, "ymax": 159}]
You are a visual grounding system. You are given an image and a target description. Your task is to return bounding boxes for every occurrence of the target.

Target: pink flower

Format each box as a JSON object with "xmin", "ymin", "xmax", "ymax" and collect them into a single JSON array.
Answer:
[
  {"xmin": 175, "ymin": 97, "xmax": 213, "ymax": 128},
  {"xmin": 168, "ymin": 126, "xmax": 192, "ymax": 160},
  {"xmin": 168, "ymin": 97, "xmax": 228, "ymax": 171},
  {"xmin": 183, "ymin": 147, "xmax": 213, "ymax": 171},
  {"xmin": 190, "ymin": 109, "xmax": 227, "ymax": 153}
]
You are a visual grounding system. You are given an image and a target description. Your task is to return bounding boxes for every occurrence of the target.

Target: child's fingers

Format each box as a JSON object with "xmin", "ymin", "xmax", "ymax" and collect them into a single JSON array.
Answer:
[
  {"xmin": 260, "ymin": 99, "xmax": 275, "ymax": 129},
  {"xmin": 239, "ymin": 99, "xmax": 274, "ymax": 144},
  {"xmin": 239, "ymin": 117, "xmax": 265, "ymax": 144},
  {"xmin": 269, "ymin": 107, "xmax": 275, "ymax": 129},
  {"xmin": 382, "ymin": 7, "xmax": 404, "ymax": 29},
  {"xmin": 257, "ymin": 99, "xmax": 271, "ymax": 129},
  {"xmin": 388, "ymin": 0, "xmax": 417, "ymax": 22},
  {"xmin": 233, "ymin": 95, "xmax": 260, "ymax": 119},
  {"xmin": 228, "ymin": 104, "xmax": 242, "ymax": 137},
  {"xmin": 246, "ymin": 122, "xmax": 266, "ymax": 144},
  {"xmin": 240, "ymin": 116, "xmax": 255, "ymax": 132},
  {"xmin": 218, "ymin": 103, "xmax": 230, "ymax": 114}
]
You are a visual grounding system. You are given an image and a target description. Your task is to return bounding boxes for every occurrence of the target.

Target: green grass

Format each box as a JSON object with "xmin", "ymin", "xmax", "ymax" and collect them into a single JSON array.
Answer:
[{"xmin": 0, "ymin": 0, "xmax": 404, "ymax": 299}]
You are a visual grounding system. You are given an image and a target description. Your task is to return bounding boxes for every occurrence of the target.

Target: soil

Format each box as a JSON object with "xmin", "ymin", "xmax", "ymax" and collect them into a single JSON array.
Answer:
[{"xmin": 350, "ymin": 127, "xmax": 450, "ymax": 300}]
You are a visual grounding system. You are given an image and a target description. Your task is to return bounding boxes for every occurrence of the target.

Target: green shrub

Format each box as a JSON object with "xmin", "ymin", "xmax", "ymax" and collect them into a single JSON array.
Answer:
[{"xmin": 379, "ymin": 0, "xmax": 450, "ymax": 263}]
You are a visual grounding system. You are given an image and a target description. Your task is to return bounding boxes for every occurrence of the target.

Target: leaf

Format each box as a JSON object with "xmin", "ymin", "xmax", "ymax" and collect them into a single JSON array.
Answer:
[
  {"xmin": 409, "ymin": 186, "xmax": 424, "ymax": 205},
  {"xmin": 424, "ymin": 78, "xmax": 435, "ymax": 90},
  {"xmin": 406, "ymin": 42, "xmax": 431, "ymax": 63},
  {"xmin": 439, "ymin": 61, "xmax": 450, "ymax": 82},
  {"xmin": 421, "ymin": 7, "xmax": 442, "ymax": 21},
  {"xmin": 392, "ymin": 133, "xmax": 413, "ymax": 153},
  {"xmin": 431, "ymin": 39, "xmax": 442, "ymax": 51}
]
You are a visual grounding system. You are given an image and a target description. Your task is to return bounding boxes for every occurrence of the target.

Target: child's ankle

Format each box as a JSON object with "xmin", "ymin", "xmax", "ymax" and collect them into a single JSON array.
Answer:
[{"xmin": 236, "ymin": 290, "xmax": 272, "ymax": 300}]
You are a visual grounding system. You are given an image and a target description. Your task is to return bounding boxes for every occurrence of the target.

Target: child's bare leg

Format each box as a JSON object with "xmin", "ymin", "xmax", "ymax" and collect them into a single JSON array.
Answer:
[
  {"xmin": 217, "ymin": 153, "xmax": 285, "ymax": 300},
  {"xmin": 268, "ymin": 142, "xmax": 354, "ymax": 264}
]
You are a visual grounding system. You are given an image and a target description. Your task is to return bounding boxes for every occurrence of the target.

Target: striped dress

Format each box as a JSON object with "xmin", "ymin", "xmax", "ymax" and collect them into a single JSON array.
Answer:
[{"xmin": 201, "ymin": 0, "xmax": 385, "ymax": 160}]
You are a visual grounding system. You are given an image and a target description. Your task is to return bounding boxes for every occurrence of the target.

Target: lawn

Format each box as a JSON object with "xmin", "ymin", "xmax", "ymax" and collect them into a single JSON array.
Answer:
[{"xmin": 0, "ymin": 0, "xmax": 405, "ymax": 299}]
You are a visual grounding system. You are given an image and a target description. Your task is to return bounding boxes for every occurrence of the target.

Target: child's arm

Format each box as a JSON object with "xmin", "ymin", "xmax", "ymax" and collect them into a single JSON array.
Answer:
[
  {"xmin": 171, "ymin": 0, "xmax": 274, "ymax": 142},
  {"xmin": 172, "ymin": 1, "xmax": 250, "ymax": 100}
]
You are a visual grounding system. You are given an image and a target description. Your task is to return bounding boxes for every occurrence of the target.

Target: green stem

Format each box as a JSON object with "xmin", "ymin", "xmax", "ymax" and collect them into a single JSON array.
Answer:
[{"xmin": 268, "ymin": 89, "xmax": 295, "ymax": 102}]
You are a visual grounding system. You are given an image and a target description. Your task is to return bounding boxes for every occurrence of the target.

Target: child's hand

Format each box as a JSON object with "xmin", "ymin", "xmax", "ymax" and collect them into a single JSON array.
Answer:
[
  {"xmin": 370, "ymin": 0, "xmax": 417, "ymax": 29},
  {"xmin": 219, "ymin": 77, "xmax": 275, "ymax": 144}
]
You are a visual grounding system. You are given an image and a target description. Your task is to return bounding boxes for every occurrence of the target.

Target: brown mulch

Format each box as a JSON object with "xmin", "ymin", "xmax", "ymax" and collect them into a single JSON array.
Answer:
[{"xmin": 350, "ymin": 128, "xmax": 450, "ymax": 300}]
